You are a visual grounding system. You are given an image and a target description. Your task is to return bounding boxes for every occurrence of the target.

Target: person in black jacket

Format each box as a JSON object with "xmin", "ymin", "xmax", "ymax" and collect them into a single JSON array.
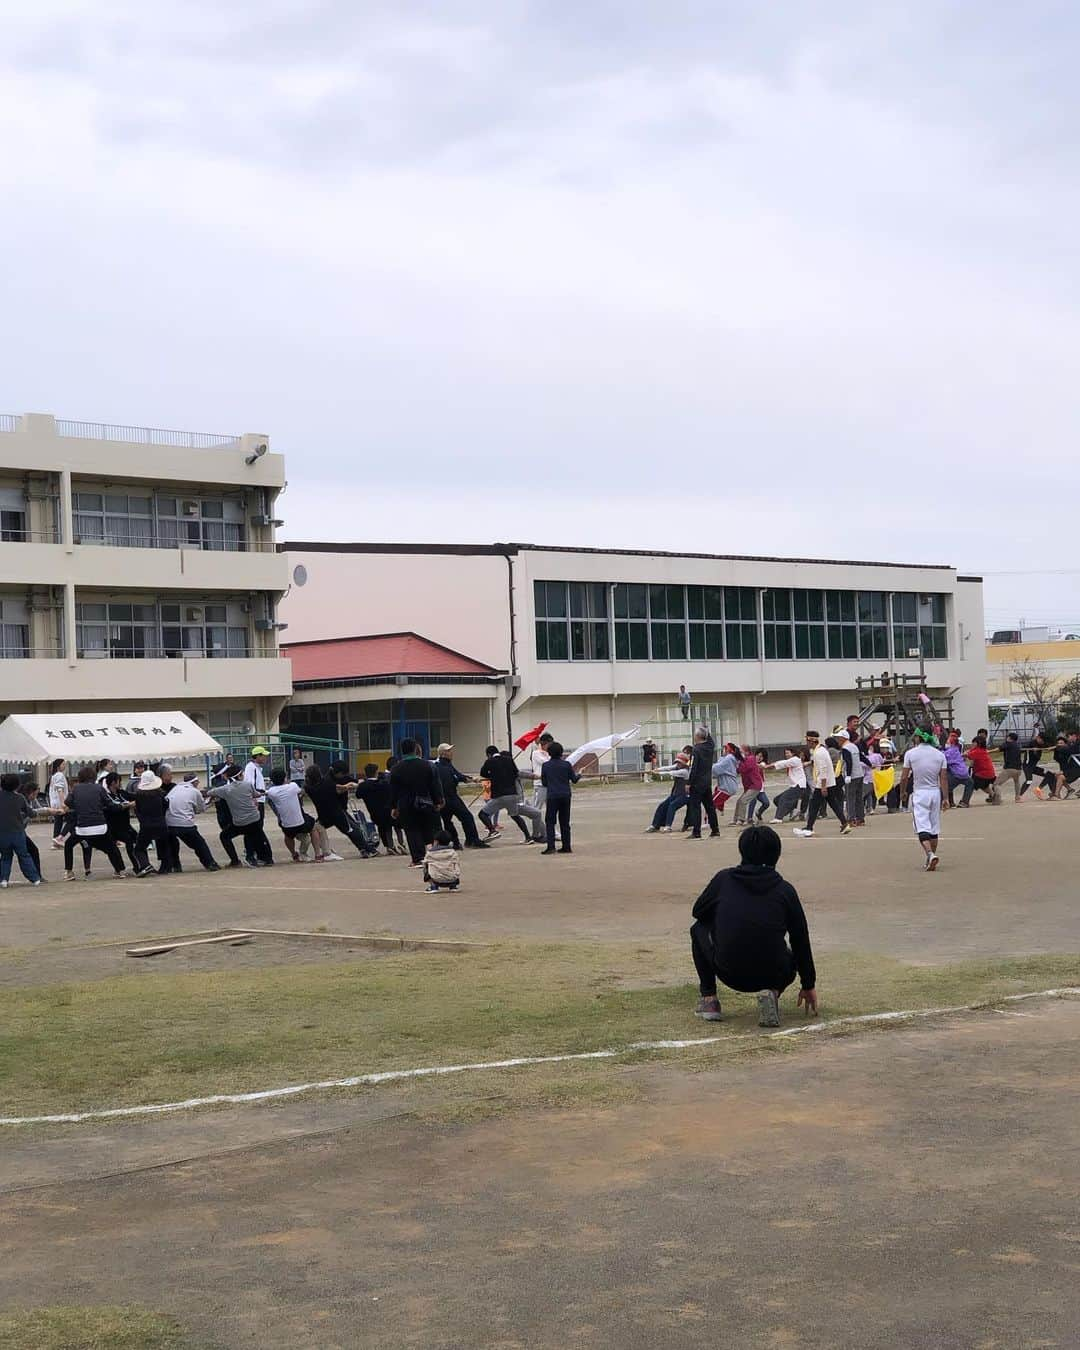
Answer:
[
  {"xmin": 390, "ymin": 738, "xmax": 445, "ymax": 865},
  {"xmin": 355, "ymin": 763, "xmax": 402, "ymax": 854},
  {"xmin": 433, "ymin": 744, "xmax": 488, "ymax": 849},
  {"xmin": 303, "ymin": 764, "xmax": 376, "ymax": 858},
  {"xmin": 690, "ymin": 825, "xmax": 818, "ymax": 1027},
  {"xmin": 685, "ymin": 728, "xmax": 719, "ymax": 839},
  {"xmin": 133, "ymin": 768, "xmax": 172, "ymax": 875},
  {"xmin": 63, "ymin": 766, "xmax": 128, "ymax": 880},
  {"xmin": 102, "ymin": 771, "xmax": 141, "ymax": 872}
]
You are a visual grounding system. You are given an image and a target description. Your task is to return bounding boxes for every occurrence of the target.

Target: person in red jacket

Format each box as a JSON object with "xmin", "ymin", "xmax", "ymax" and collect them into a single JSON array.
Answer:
[{"xmin": 961, "ymin": 734, "xmax": 999, "ymax": 806}]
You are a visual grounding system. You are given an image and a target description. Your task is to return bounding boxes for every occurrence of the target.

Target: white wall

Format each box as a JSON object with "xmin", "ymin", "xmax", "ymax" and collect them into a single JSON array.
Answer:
[{"xmin": 281, "ymin": 549, "xmax": 511, "ymax": 669}]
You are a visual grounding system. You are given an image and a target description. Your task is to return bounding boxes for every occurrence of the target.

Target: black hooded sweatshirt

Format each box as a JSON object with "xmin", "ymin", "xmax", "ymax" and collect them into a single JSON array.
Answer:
[
  {"xmin": 692, "ymin": 864, "xmax": 816, "ymax": 990},
  {"xmin": 688, "ymin": 734, "xmax": 716, "ymax": 791}
]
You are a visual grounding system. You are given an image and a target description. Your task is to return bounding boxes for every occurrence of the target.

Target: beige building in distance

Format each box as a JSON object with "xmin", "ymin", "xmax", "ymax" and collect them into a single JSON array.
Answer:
[{"xmin": 0, "ymin": 412, "xmax": 292, "ymax": 742}]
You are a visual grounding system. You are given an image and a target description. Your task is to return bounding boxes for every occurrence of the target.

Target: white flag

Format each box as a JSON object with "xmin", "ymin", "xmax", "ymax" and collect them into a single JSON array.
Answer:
[{"xmin": 567, "ymin": 726, "xmax": 642, "ymax": 768}]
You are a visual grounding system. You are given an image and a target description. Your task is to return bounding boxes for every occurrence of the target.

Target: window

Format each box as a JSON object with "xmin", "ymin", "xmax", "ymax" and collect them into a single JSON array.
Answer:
[
  {"xmin": 793, "ymin": 589, "xmax": 826, "ymax": 660},
  {"xmin": 891, "ymin": 592, "xmax": 919, "ymax": 661},
  {"xmin": 73, "ymin": 492, "xmax": 245, "ymax": 551},
  {"xmin": 0, "ymin": 599, "xmax": 29, "ymax": 658},
  {"xmin": 687, "ymin": 585, "xmax": 724, "ymax": 660},
  {"xmin": 613, "ymin": 583, "xmax": 648, "ymax": 660},
  {"xmin": 724, "ymin": 587, "xmax": 759, "ymax": 660},
  {"xmin": 897, "ymin": 592, "xmax": 949, "ymax": 660},
  {"xmin": 0, "ymin": 510, "xmax": 27, "ymax": 542},
  {"xmin": 534, "ymin": 580, "xmax": 569, "ymax": 661},
  {"xmin": 858, "ymin": 591, "xmax": 889, "ymax": 660},
  {"xmin": 762, "ymin": 588, "xmax": 793, "ymax": 660},
  {"xmin": 77, "ymin": 599, "xmax": 250, "ymax": 659},
  {"xmin": 649, "ymin": 583, "xmax": 687, "ymax": 660},
  {"xmin": 569, "ymin": 582, "xmax": 609, "ymax": 660}
]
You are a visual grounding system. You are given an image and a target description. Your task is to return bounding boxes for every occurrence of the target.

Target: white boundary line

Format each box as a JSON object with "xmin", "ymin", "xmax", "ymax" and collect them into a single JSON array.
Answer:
[{"xmin": 4, "ymin": 987, "xmax": 1078, "ymax": 1128}]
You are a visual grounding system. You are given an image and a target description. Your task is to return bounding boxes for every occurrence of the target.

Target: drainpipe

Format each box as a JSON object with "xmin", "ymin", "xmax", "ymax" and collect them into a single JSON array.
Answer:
[
  {"xmin": 757, "ymin": 588, "xmax": 768, "ymax": 693},
  {"xmin": 887, "ymin": 593, "xmax": 896, "ymax": 683},
  {"xmin": 59, "ymin": 468, "xmax": 76, "ymax": 665},
  {"xmin": 501, "ymin": 549, "xmax": 517, "ymax": 748},
  {"xmin": 609, "ymin": 582, "xmax": 618, "ymax": 736}
]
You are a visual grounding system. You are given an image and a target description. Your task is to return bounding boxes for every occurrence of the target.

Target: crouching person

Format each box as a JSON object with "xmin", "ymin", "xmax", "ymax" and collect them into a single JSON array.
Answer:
[
  {"xmin": 423, "ymin": 830, "xmax": 461, "ymax": 893},
  {"xmin": 689, "ymin": 825, "xmax": 818, "ymax": 1028}
]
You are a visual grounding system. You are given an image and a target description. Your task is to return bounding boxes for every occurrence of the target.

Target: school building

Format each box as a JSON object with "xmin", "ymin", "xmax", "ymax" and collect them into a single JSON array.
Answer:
[
  {"xmin": 278, "ymin": 542, "xmax": 987, "ymax": 771},
  {"xmin": 0, "ymin": 411, "xmax": 292, "ymax": 744}
]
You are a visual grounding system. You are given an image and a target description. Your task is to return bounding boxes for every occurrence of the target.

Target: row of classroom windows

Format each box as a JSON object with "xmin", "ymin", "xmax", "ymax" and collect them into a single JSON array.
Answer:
[{"xmin": 533, "ymin": 582, "xmax": 949, "ymax": 663}]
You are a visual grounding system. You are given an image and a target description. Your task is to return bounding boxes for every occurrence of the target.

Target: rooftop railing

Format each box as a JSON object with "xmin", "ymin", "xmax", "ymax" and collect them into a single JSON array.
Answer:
[
  {"xmin": 55, "ymin": 420, "xmax": 241, "ymax": 449},
  {"xmin": 0, "ymin": 414, "xmax": 242, "ymax": 448}
]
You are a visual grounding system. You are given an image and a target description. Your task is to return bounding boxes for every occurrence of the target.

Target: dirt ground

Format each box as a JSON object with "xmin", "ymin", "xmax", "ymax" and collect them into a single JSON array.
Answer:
[
  {"xmin": 4, "ymin": 787, "xmax": 1079, "ymax": 1347},
  {"xmin": 3, "ymin": 1003, "xmax": 1078, "ymax": 1349},
  {"xmin": 6, "ymin": 786, "xmax": 1080, "ymax": 962}
]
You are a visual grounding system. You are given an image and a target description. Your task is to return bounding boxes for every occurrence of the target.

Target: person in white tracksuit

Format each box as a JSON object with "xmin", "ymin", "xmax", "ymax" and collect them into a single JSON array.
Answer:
[{"xmin": 899, "ymin": 730, "xmax": 950, "ymax": 872}]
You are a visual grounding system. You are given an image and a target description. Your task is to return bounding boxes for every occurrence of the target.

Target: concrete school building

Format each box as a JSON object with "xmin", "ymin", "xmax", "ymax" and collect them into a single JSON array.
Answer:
[
  {"xmin": 279, "ymin": 541, "xmax": 987, "ymax": 771},
  {"xmin": 0, "ymin": 411, "xmax": 292, "ymax": 741}
]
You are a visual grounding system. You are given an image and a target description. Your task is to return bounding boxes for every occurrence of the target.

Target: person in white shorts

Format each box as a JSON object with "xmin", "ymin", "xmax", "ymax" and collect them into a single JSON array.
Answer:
[{"xmin": 899, "ymin": 729, "xmax": 950, "ymax": 872}]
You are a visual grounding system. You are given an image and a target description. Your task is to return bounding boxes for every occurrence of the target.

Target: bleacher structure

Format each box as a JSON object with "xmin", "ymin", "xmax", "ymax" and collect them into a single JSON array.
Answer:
[{"xmin": 633, "ymin": 701, "xmax": 736, "ymax": 763}]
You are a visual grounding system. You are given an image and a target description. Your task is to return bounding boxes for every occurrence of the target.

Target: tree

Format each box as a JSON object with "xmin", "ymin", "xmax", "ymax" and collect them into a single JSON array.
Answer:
[
  {"xmin": 1056, "ymin": 674, "xmax": 1080, "ymax": 732},
  {"xmin": 1009, "ymin": 659, "xmax": 1058, "ymax": 732}
]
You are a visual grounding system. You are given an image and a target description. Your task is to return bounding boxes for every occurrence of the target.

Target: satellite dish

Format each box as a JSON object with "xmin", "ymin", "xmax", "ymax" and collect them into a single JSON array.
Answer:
[{"xmin": 292, "ymin": 564, "xmax": 308, "ymax": 587}]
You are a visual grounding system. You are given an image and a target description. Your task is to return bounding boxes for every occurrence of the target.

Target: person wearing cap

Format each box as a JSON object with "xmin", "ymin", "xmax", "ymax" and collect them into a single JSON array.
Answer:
[
  {"xmin": 433, "ymin": 744, "xmax": 488, "ymax": 850},
  {"xmin": 899, "ymin": 728, "xmax": 949, "ymax": 871},
  {"xmin": 793, "ymin": 732, "xmax": 851, "ymax": 838},
  {"xmin": 645, "ymin": 751, "xmax": 691, "ymax": 832}
]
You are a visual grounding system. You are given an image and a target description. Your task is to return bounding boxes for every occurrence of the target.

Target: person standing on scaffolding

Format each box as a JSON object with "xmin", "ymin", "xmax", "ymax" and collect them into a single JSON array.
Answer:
[{"xmin": 678, "ymin": 685, "xmax": 692, "ymax": 721}]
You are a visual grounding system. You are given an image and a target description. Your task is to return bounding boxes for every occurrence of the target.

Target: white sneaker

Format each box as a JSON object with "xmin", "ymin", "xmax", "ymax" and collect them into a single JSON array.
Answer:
[
  {"xmin": 658, "ymin": 826, "xmax": 671, "ymax": 833},
  {"xmin": 644, "ymin": 826, "xmax": 659, "ymax": 833},
  {"xmin": 324, "ymin": 851, "xmax": 344, "ymax": 862},
  {"xmin": 926, "ymin": 853, "xmax": 939, "ymax": 872},
  {"xmin": 0, "ymin": 880, "xmax": 7, "ymax": 889},
  {"xmin": 793, "ymin": 828, "xmax": 814, "ymax": 838}
]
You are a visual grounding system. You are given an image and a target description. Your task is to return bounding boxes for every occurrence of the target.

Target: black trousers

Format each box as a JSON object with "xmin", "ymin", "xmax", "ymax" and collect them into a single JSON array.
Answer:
[
  {"xmin": 441, "ymin": 796, "xmax": 481, "ymax": 847},
  {"xmin": 806, "ymin": 785, "xmax": 846, "ymax": 831},
  {"xmin": 398, "ymin": 806, "xmax": 440, "ymax": 864},
  {"xmin": 686, "ymin": 785, "xmax": 718, "ymax": 836},
  {"xmin": 322, "ymin": 808, "xmax": 375, "ymax": 857},
  {"xmin": 64, "ymin": 833, "xmax": 125, "ymax": 874},
  {"xmin": 134, "ymin": 825, "xmax": 168, "ymax": 871},
  {"xmin": 166, "ymin": 826, "xmax": 217, "ymax": 870},
  {"xmin": 220, "ymin": 821, "xmax": 272, "ymax": 865},
  {"xmin": 690, "ymin": 920, "xmax": 797, "ymax": 998},
  {"xmin": 108, "ymin": 819, "xmax": 139, "ymax": 870},
  {"xmin": 545, "ymin": 797, "xmax": 571, "ymax": 850},
  {"xmin": 772, "ymin": 786, "xmax": 808, "ymax": 820}
]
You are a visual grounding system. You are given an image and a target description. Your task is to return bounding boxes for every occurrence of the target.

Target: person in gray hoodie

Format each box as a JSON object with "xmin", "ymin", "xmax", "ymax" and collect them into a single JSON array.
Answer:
[
  {"xmin": 711, "ymin": 743, "xmax": 741, "ymax": 820},
  {"xmin": 210, "ymin": 764, "xmax": 274, "ymax": 867}
]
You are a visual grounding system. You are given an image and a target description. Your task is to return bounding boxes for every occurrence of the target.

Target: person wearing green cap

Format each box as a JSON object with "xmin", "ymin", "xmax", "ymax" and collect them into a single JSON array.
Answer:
[{"xmin": 899, "ymin": 729, "xmax": 949, "ymax": 872}]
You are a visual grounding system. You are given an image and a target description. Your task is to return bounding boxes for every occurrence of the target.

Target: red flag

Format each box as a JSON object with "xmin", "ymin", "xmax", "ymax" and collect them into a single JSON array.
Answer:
[{"xmin": 513, "ymin": 721, "xmax": 548, "ymax": 751}]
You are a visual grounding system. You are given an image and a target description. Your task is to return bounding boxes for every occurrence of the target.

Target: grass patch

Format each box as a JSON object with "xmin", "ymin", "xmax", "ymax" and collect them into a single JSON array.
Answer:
[
  {"xmin": 0, "ymin": 1305, "xmax": 197, "ymax": 1349},
  {"xmin": 1, "ymin": 944, "xmax": 1078, "ymax": 1119}
]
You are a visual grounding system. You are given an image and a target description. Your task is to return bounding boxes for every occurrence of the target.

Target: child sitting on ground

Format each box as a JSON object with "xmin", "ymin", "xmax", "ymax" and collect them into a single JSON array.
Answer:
[{"xmin": 423, "ymin": 829, "xmax": 461, "ymax": 893}]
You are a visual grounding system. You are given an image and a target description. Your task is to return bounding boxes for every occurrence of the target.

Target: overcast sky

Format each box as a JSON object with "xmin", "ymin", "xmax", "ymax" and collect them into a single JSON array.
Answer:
[{"xmin": 4, "ymin": 1, "xmax": 1079, "ymax": 631}]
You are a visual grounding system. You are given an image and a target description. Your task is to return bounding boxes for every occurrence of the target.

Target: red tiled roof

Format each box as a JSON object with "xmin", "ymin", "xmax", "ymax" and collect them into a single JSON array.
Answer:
[{"xmin": 282, "ymin": 632, "xmax": 501, "ymax": 683}]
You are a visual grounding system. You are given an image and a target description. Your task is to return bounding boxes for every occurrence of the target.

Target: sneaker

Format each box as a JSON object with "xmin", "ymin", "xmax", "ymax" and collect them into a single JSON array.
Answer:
[
  {"xmin": 695, "ymin": 995, "xmax": 722, "ymax": 1022},
  {"xmin": 1033, "ymin": 787, "xmax": 1045, "ymax": 800},
  {"xmin": 31, "ymin": 879, "xmax": 41, "ymax": 886},
  {"xmin": 0, "ymin": 880, "xmax": 7, "ymax": 889},
  {"xmin": 840, "ymin": 824, "xmax": 853, "ymax": 835},
  {"xmin": 228, "ymin": 860, "xmax": 245, "ymax": 869},
  {"xmin": 204, "ymin": 863, "xmax": 221, "ymax": 872},
  {"xmin": 136, "ymin": 866, "xmax": 157, "ymax": 877},
  {"xmin": 658, "ymin": 826, "xmax": 671, "ymax": 833},
  {"xmin": 324, "ymin": 851, "xmax": 344, "ymax": 862},
  {"xmin": 644, "ymin": 826, "xmax": 659, "ymax": 833},
  {"xmin": 927, "ymin": 853, "xmax": 939, "ymax": 872},
  {"xmin": 485, "ymin": 827, "xmax": 503, "ymax": 840},
  {"xmin": 709, "ymin": 829, "xmax": 720, "ymax": 837},
  {"xmin": 757, "ymin": 990, "xmax": 781, "ymax": 1027},
  {"xmin": 793, "ymin": 828, "xmax": 814, "ymax": 838},
  {"xmin": 426, "ymin": 883, "xmax": 440, "ymax": 892},
  {"xmin": 558, "ymin": 847, "xmax": 572, "ymax": 854},
  {"xmin": 464, "ymin": 840, "xmax": 491, "ymax": 849},
  {"xmin": 686, "ymin": 833, "xmax": 702, "ymax": 840},
  {"xmin": 84, "ymin": 870, "xmax": 92, "ymax": 880},
  {"xmin": 64, "ymin": 871, "xmax": 76, "ymax": 881},
  {"xmin": 540, "ymin": 847, "xmax": 556, "ymax": 855}
]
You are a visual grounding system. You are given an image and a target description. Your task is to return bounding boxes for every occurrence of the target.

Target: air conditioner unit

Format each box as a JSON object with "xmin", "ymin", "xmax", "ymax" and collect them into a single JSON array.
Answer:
[
  {"xmin": 241, "ymin": 720, "xmax": 257, "ymax": 736},
  {"xmin": 185, "ymin": 606, "xmax": 204, "ymax": 623},
  {"xmin": 182, "ymin": 500, "xmax": 201, "ymax": 517}
]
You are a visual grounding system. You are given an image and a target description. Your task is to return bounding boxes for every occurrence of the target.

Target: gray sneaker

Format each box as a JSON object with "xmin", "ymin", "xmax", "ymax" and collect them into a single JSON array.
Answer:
[
  {"xmin": 695, "ymin": 996, "xmax": 722, "ymax": 1022},
  {"xmin": 757, "ymin": 990, "xmax": 781, "ymax": 1027}
]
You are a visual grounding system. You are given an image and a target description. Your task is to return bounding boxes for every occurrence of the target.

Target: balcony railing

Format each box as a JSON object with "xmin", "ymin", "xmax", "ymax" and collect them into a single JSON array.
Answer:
[
  {"xmin": 0, "ymin": 414, "xmax": 17, "ymax": 433},
  {"xmin": 76, "ymin": 646, "xmax": 255, "ymax": 661},
  {"xmin": 55, "ymin": 419, "xmax": 241, "ymax": 449},
  {"xmin": 70, "ymin": 530, "xmax": 276, "ymax": 553}
]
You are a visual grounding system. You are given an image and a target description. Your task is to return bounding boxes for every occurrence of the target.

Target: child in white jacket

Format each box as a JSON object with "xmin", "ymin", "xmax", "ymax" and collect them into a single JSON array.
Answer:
[{"xmin": 423, "ymin": 830, "xmax": 461, "ymax": 892}]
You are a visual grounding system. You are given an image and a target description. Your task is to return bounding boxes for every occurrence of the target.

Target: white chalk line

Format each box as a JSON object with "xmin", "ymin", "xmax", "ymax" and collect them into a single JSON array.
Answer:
[{"xmin": 3, "ymin": 988, "xmax": 1078, "ymax": 1129}]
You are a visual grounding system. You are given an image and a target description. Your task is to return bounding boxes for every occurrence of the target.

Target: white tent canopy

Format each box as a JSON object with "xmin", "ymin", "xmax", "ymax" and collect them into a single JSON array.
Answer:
[{"xmin": 0, "ymin": 711, "xmax": 222, "ymax": 765}]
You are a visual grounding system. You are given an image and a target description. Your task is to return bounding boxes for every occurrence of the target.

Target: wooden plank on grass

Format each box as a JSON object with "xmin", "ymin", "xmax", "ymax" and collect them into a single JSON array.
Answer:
[{"xmin": 126, "ymin": 933, "xmax": 253, "ymax": 958}]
